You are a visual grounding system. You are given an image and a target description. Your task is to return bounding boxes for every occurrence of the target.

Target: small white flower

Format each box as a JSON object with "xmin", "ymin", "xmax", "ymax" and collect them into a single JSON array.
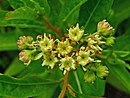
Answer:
[
  {"xmin": 69, "ymin": 24, "xmax": 84, "ymax": 42},
  {"xmin": 42, "ymin": 51, "xmax": 58, "ymax": 69},
  {"xmin": 88, "ymin": 38, "xmax": 97, "ymax": 45},
  {"xmin": 39, "ymin": 33, "xmax": 54, "ymax": 51},
  {"xmin": 57, "ymin": 39, "xmax": 73, "ymax": 56},
  {"xmin": 60, "ymin": 56, "xmax": 76, "ymax": 71},
  {"xmin": 96, "ymin": 45, "xmax": 103, "ymax": 51},
  {"xmin": 77, "ymin": 50, "xmax": 94, "ymax": 66}
]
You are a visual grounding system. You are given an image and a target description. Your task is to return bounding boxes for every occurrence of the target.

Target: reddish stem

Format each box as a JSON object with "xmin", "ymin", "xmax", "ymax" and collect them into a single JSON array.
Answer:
[
  {"xmin": 58, "ymin": 71, "xmax": 69, "ymax": 98},
  {"xmin": 43, "ymin": 17, "xmax": 62, "ymax": 37}
]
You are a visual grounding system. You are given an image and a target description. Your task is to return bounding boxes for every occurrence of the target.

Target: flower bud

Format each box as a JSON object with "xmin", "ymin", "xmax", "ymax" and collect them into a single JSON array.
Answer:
[
  {"xmin": 84, "ymin": 71, "xmax": 96, "ymax": 83},
  {"xmin": 19, "ymin": 50, "xmax": 32, "ymax": 65},
  {"xmin": 17, "ymin": 36, "xmax": 33, "ymax": 49},
  {"xmin": 96, "ymin": 64, "xmax": 109, "ymax": 79},
  {"xmin": 105, "ymin": 36, "xmax": 115, "ymax": 46},
  {"xmin": 19, "ymin": 50, "xmax": 42, "ymax": 65},
  {"xmin": 37, "ymin": 35, "xmax": 43, "ymax": 41},
  {"xmin": 97, "ymin": 20, "xmax": 114, "ymax": 36}
]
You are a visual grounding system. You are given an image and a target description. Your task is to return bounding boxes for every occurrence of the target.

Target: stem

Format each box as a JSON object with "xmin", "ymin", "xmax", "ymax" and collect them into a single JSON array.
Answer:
[
  {"xmin": 95, "ymin": 53, "xmax": 107, "ymax": 59},
  {"xmin": 73, "ymin": 71, "xmax": 83, "ymax": 94},
  {"xmin": 58, "ymin": 71, "xmax": 69, "ymax": 98},
  {"xmin": 0, "ymin": 0, "xmax": 3, "ymax": 4},
  {"xmin": 43, "ymin": 17, "xmax": 62, "ymax": 37}
]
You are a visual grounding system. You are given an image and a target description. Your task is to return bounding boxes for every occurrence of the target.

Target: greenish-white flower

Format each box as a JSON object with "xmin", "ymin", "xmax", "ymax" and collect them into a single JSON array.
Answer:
[
  {"xmin": 95, "ymin": 45, "xmax": 103, "ymax": 51},
  {"xmin": 77, "ymin": 50, "xmax": 94, "ymax": 66},
  {"xmin": 89, "ymin": 45, "xmax": 103, "ymax": 53},
  {"xmin": 87, "ymin": 38, "xmax": 97, "ymax": 45},
  {"xmin": 87, "ymin": 34, "xmax": 105, "ymax": 46},
  {"xmin": 39, "ymin": 33, "xmax": 54, "ymax": 51},
  {"xmin": 42, "ymin": 52, "xmax": 58, "ymax": 69},
  {"xmin": 60, "ymin": 56, "xmax": 76, "ymax": 71},
  {"xmin": 68, "ymin": 23, "xmax": 84, "ymax": 42},
  {"xmin": 57, "ymin": 39, "xmax": 73, "ymax": 56}
]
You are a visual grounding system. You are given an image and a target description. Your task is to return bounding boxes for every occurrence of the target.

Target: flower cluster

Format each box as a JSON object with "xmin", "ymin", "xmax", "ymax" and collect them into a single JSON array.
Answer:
[{"xmin": 17, "ymin": 20, "xmax": 114, "ymax": 83}]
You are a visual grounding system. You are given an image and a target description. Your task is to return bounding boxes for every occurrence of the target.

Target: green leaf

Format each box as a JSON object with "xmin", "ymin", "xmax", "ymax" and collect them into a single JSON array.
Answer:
[
  {"xmin": 15, "ymin": 60, "xmax": 45, "ymax": 78},
  {"xmin": 48, "ymin": 0, "xmax": 63, "ymax": 26},
  {"xmin": 0, "ymin": 74, "xmax": 59, "ymax": 97},
  {"xmin": 20, "ymin": 0, "xmax": 45, "ymax": 16},
  {"xmin": 69, "ymin": 67, "xmax": 105, "ymax": 97},
  {"xmin": 0, "ymin": 19, "xmax": 46, "ymax": 29},
  {"xmin": 15, "ymin": 60, "xmax": 63, "ymax": 80},
  {"xmin": 0, "ymin": 33, "xmax": 17, "ymax": 51},
  {"xmin": 59, "ymin": 0, "xmax": 88, "ymax": 26},
  {"xmin": 4, "ymin": 57, "xmax": 26, "ymax": 76},
  {"xmin": 79, "ymin": 0, "xmax": 113, "ymax": 33},
  {"xmin": 78, "ymin": 68, "xmax": 105, "ymax": 96},
  {"xmin": 2, "ymin": 60, "xmax": 63, "ymax": 97},
  {"xmin": 103, "ymin": 34, "xmax": 130, "ymax": 93},
  {"xmin": 104, "ymin": 34, "xmax": 130, "ymax": 61},
  {"xmin": 67, "ymin": 91, "xmax": 103, "ymax": 98},
  {"xmin": 35, "ymin": 86, "xmax": 59, "ymax": 98},
  {"xmin": 107, "ymin": 71, "xmax": 130, "ymax": 94},
  {"xmin": 0, "ymin": 10, "xmax": 8, "ymax": 20},
  {"xmin": 8, "ymin": 0, "xmax": 24, "ymax": 9},
  {"xmin": 5, "ymin": 7, "xmax": 38, "ymax": 20},
  {"xmin": 112, "ymin": 0, "xmax": 130, "ymax": 25},
  {"xmin": 113, "ymin": 34, "xmax": 130, "ymax": 51},
  {"xmin": 0, "ymin": 0, "xmax": 10, "ymax": 10},
  {"xmin": 125, "ymin": 18, "xmax": 130, "ymax": 33},
  {"xmin": 34, "ymin": 0, "xmax": 50, "ymax": 16},
  {"xmin": 105, "ymin": 55, "xmax": 130, "ymax": 93},
  {"xmin": 82, "ymin": 78, "xmax": 105, "ymax": 96},
  {"xmin": 8, "ymin": 0, "xmax": 50, "ymax": 16}
]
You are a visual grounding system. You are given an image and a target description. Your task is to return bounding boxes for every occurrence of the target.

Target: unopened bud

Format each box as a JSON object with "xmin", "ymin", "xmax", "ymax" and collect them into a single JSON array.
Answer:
[
  {"xmin": 84, "ymin": 71, "xmax": 96, "ymax": 83},
  {"xmin": 96, "ymin": 64, "xmax": 109, "ymax": 79},
  {"xmin": 17, "ymin": 36, "xmax": 33, "ymax": 49},
  {"xmin": 97, "ymin": 20, "xmax": 114, "ymax": 36},
  {"xmin": 19, "ymin": 50, "xmax": 31, "ymax": 65},
  {"xmin": 105, "ymin": 36, "xmax": 115, "ymax": 46}
]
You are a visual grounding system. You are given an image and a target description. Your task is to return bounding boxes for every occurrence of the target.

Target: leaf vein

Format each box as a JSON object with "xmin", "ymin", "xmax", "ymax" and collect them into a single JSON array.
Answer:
[{"xmin": 84, "ymin": 0, "xmax": 101, "ymax": 28}]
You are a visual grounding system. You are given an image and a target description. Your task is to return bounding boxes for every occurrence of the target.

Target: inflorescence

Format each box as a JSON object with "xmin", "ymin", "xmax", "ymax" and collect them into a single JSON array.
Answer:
[{"xmin": 17, "ymin": 20, "xmax": 115, "ymax": 83}]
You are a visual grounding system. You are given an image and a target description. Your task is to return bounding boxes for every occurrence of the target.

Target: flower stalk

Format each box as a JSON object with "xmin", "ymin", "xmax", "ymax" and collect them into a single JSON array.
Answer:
[
  {"xmin": 43, "ymin": 17, "xmax": 62, "ymax": 37},
  {"xmin": 58, "ymin": 71, "xmax": 69, "ymax": 98}
]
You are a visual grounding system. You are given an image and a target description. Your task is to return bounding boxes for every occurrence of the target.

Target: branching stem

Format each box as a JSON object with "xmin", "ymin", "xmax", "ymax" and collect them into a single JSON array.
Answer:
[
  {"xmin": 58, "ymin": 71, "xmax": 69, "ymax": 98},
  {"xmin": 95, "ymin": 53, "xmax": 107, "ymax": 59}
]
